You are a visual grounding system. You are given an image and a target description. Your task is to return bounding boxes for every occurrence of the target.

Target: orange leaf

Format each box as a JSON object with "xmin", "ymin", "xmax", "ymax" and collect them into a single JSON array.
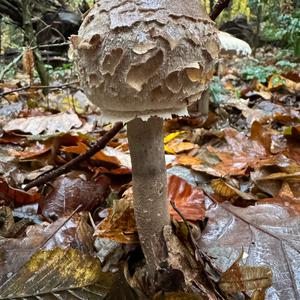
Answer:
[
  {"xmin": 60, "ymin": 141, "xmax": 89, "ymax": 155},
  {"xmin": 0, "ymin": 178, "xmax": 41, "ymax": 206},
  {"xmin": 168, "ymin": 175, "xmax": 205, "ymax": 222},
  {"xmin": 166, "ymin": 140, "xmax": 196, "ymax": 154},
  {"xmin": 92, "ymin": 151, "xmax": 121, "ymax": 166},
  {"xmin": 176, "ymin": 155, "xmax": 202, "ymax": 167}
]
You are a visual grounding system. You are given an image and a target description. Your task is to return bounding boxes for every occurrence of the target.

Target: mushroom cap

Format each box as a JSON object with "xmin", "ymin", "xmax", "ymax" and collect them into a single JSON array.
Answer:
[
  {"xmin": 217, "ymin": 31, "xmax": 252, "ymax": 56},
  {"xmin": 72, "ymin": 0, "xmax": 220, "ymax": 123}
]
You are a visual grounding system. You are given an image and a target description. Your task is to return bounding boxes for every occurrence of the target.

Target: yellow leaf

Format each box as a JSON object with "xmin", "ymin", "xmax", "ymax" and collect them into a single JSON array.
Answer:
[
  {"xmin": 164, "ymin": 144, "xmax": 176, "ymax": 154},
  {"xmin": 164, "ymin": 131, "xmax": 186, "ymax": 144}
]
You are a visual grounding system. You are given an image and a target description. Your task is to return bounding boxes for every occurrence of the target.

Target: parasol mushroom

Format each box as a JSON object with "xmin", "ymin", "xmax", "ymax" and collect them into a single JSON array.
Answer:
[
  {"xmin": 72, "ymin": 0, "xmax": 220, "ymax": 277},
  {"xmin": 189, "ymin": 31, "xmax": 252, "ymax": 116}
]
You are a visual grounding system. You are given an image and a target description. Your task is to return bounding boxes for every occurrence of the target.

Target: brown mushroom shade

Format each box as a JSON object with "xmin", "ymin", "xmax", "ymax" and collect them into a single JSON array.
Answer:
[{"xmin": 73, "ymin": 0, "xmax": 220, "ymax": 278}]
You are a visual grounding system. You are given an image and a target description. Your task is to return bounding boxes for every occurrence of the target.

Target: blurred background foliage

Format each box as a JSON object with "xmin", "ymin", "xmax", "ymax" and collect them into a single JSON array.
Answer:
[{"xmin": 0, "ymin": 0, "xmax": 299, "ymax": 83}]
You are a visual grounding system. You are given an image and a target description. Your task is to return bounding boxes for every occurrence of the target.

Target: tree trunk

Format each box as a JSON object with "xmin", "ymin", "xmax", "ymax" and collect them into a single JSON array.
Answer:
[
  {"xmin": 22, "ymin": 0, "xmax": 49, "ymax": 90},
  {"xmin": 127, "ymin": 117, "xmax": 170, "ymax": 277}
]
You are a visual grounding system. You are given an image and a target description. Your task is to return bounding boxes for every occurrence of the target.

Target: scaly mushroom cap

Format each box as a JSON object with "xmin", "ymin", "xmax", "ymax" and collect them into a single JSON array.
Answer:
[{"xmin": 72, "ymin": 0, "xmax": 220, "ymax": 123}]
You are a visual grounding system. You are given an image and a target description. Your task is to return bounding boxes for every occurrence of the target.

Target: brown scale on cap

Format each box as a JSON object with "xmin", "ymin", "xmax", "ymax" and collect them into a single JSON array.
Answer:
[{"xmin": 72, "ymin": 0, "xmax": 220, "ymax": 123}]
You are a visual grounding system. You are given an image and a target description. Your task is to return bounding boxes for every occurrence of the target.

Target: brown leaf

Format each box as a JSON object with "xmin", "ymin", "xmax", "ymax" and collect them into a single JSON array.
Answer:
[
  {"xmin": 219, "ymin": 252, "xmax": 272, "ymax": 293},
  {"xmin": 60, "ymin": 141, "xmax": 89, "ymax": 155},
  {"xmin": 40, "ymin": 172, "xmax": 111, "ymax": 219},
  {"xmin": 0, "ymin": 213, "xmax": 94, "ymax": 286},
  {"xmin": 3, "ymin": 112, "xmax": 82, "ymax": 135},
  {"xmin": 0, "ymin": 248, "xmax": 113, "ymax": 299},
  {"xmin": 0, "ymin": 177, "xmax": 41, "ymax": 206},
  {"xmin": 200, "ymin": 200, "xmax": 300, "ymax": 299},
  {"xmin": 9, "ymin": 140, "xmax": 52, "ymax": 160},
  {"xmin": 168, "ymin": 175, "xmax": 205, "ymax": 222},
  {"xmin": 94, "ymin": 187, "xmax": 138, "ymax": 244},
  {"xmin": 166, "ymin": 140, "xmax": 196, "ymax": 154},
  {"xmin": 176, "ymin": 155, "xmax": 202, "ymax": 167}
]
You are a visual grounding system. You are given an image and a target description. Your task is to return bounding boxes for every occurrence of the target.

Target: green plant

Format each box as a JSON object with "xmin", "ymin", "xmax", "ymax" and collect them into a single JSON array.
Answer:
[{"xmin": 241, "ymin": 65, "xmax": 278, "ymax": 83}]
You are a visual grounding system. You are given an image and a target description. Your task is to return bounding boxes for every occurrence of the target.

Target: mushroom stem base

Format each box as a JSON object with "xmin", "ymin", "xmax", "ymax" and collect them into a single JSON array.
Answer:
[{"xmin": 127, "ymin": 117, "xmax": 170, "ymax": 277}]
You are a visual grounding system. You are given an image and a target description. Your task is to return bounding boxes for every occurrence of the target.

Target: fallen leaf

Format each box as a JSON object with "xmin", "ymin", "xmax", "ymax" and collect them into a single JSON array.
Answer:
[
  {"xmin": 0, "ymin": 248, "xmax": 114, "ymax": 299},
  {"xmin": 164, "ymin": 131, "xmax": 187, "ymax": 144},
  {"xmin": 168, "ymin": 175, "xmax": 205, "ymax": 222},
  {"xmin": 40, "ymin": 172, "xmax": 111, "ymax": 219},
  {"xmin": 165, "ymin": 140, "xmax": 196, "ymax": 154},
  {"xmin": 60, "ymin": 141, "xmax": 89, "ymax": 154},
  {"xmin": 200, "ymin": 200, "xmax": 300, "ymax": 299},
  {"xmin": 0, "ymin": 213, "xmax": 94, "ymax": 287},
  {"xmin": 0, "ymin": 177, "xmax": 41, "ymax": 206},
  {"xmin": 3, "ymin": 112, "xmax": 82, "ymax": 135},
  {"xmin": 176, "ymin": 155, "xmax": 202, "ymax": 167},
  {"xmin": 219, "ymin": 252, "xmax": 272, "ymax": 293},
  {"xmin": 94, "ymin": 187, "xmax": 138, "ymax": 244}
]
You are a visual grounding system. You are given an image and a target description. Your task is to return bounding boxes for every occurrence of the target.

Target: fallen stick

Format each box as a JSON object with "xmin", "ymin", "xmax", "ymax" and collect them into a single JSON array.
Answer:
[
  {"xmin": 24, "ymin": 121, "xmax": 124, "ymax": 191},
  {"xmin": 210, "ymin": 0, "xmax": 231, "ymax": 21},
  {"xmin": 0, "ymin": 81, "xmax": 80, "ymax": 98}
]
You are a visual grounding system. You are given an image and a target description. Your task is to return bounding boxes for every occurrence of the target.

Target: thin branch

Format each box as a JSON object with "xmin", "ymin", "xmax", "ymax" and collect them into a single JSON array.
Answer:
[
  {"xmin": 24, "ymin": 122, "xmax": 124, "ymax": 191},
  {"xmin": 210, "ymin": 0, "xmax": 231, "ymax": 21},
  {"xmin": 0, "ymin": 81, "xmax": 80, "ymax": 97},
  {"xmin": 0, "ymin": 51, "xmax": 24, "ymax": 80}
]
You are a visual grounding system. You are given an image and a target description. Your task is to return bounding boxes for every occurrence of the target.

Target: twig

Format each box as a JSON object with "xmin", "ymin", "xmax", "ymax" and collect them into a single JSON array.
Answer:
[
  {"xmin": 24, "ymin": 122, "xmax": 124, "ymax": 191},
  {"xmin": 0, "ymin": 81, "xmax": 79, "ymax": 97},
  {"xmin": 209, "ymin": 0, "xmax": 231, "ymax": 21},
  {"xmin": 0, "ymin": 51, "xmax": 24, "ymax": 80}
]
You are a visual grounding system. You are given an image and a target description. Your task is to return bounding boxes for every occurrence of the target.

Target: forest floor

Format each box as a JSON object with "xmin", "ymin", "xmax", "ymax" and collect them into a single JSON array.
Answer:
[{"xmin": 0, "ymin": 47, "xmax": 299, "ymax": 299}]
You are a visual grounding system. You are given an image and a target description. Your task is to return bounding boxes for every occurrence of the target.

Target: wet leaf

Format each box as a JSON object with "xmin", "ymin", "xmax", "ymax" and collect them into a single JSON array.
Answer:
[
  {"xmin": 168, "ymin": 175, "xmax": 205, "ymax": 222},
  {"xmin": 0, "ymin": 177, "xmax": 41, "ymax": 206},
  {"xmin": 0, "ymin": 248, "xmax": 114, "ymax": 299},
  {"xmin": 0, "ymin": 213, "xmax": 94, "ymax": 288},
  {"xmin": 219, "ymin": 252, "xmax": 272, "ymax": 293},
  {"xmin": 200, "ymin": 200, "xmax": 300, "ymax": 299},
  {"xmin": 40, "ymin": 172, "xmax": 111, "ymax": 219}
]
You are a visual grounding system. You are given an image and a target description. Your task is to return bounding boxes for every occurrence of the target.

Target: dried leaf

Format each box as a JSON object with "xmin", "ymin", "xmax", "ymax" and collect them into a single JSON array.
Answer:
[
  {"xmin": 165, "ymin": 140, "xmax": 196, "ymax": 154},
  {"xmin": 60, "ymin": 141, "xmax": 89, "ymax": 154},
  {"xmin": 176, "ymin": 155, "xmax": 202, "ymax": 167},
  {"xmin": 3, "ymin": 112, "xmax": 82, "ymax": 135},
  {"xmin": 94, "ymin": 187, "xmax": 138, "ymax": 244}
]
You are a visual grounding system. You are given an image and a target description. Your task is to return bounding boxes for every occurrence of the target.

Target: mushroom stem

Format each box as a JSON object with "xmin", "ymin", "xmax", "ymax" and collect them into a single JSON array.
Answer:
[{"xmin": 127, "ymin": 117, "xmax": 170, "ymax": 276}]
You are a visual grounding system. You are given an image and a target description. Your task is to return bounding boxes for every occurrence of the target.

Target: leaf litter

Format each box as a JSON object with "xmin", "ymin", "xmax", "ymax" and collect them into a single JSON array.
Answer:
[{"xmin": 0, "ymin": 51, "xmax": 299, "ymax": 299}]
